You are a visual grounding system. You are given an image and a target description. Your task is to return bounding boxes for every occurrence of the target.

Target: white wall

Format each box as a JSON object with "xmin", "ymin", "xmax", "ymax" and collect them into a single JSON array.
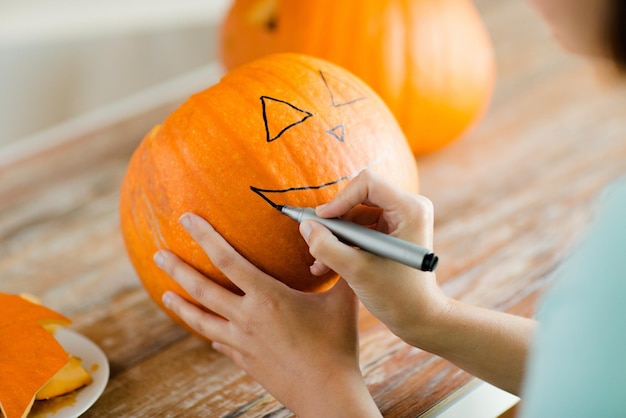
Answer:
[{"xmin": 0, "ymin": 0, "xmax": 231, "ymax": 145}]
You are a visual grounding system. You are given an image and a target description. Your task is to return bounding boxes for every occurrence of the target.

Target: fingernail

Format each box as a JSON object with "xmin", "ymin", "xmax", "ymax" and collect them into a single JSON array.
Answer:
[
  {"xmin": 315, "ymin": 203, "xmax": 328, "ymax": 213},
  {"xmin": 299, "ymin": 221, "xmax": 312, "ymax": 241},
  {"xmin": 179, "ymin": 213, "xmax": 192, "ymax": 231},
  {"xmin": 162, "ymin": 291, "xmax": 173, "ymax": 308},
  {"xmin": 153, "ymin": 251, "xmax": 165, "ymax": 268}
]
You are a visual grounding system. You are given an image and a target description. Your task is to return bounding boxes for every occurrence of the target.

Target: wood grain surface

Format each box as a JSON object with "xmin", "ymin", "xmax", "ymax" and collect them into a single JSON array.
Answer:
[{"xmin": 2, "ymin": 0, "xmax": 626, "ymax": 416}]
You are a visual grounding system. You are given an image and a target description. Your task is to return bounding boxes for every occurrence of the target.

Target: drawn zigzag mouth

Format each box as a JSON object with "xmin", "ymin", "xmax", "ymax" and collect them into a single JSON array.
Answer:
[{"xmin": 250, "ymin": 145, "xmax": 392, "ymax": 210}]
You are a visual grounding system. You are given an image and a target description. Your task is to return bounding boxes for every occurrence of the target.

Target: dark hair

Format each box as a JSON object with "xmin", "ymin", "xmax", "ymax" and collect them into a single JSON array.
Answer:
[{"xmin": 609, "ymin": 0, "xmax": 626, "ymax": 70}]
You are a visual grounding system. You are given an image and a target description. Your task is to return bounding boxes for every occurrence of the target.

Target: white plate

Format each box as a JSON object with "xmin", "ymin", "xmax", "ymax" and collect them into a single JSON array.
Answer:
[{"xmin": 29, "ymin": 328, "xmax": 110, "ymax": 418}]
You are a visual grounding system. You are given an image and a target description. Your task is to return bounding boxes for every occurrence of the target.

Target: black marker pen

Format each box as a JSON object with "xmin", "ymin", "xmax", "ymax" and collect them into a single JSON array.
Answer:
[{"xmin": 279, "ymin": 205, "xmax": 438, "ymax": 272}]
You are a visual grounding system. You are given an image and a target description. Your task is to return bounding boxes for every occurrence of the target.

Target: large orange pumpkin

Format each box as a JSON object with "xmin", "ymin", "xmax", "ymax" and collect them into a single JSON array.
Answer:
[
  {"xmin": 119, "ymin": 53, "xmax": 418, "ymax": 330},
  {"xmin": 220, "ymin": 0, "xmax": 495, "ymax": 155}
]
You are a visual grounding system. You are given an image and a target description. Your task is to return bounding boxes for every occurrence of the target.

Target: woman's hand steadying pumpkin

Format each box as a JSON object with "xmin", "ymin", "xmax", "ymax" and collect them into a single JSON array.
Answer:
[{"xmin": 153, "ymin": 213, "xmax": 381, "ymax": 418}]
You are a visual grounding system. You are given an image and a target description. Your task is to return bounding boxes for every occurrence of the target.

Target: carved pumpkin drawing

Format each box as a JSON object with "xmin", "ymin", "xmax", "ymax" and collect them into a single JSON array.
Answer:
[
  {"xmin": 119, "ymin": 53, "xmax": 418, "ymax": 331},
  {"xmin": 220, "ymin": 0, "xmax": 495, "ymax": 155}
]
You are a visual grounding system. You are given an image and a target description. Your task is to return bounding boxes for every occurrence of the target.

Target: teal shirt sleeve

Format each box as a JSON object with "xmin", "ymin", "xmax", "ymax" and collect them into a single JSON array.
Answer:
[{"xmin": 520, "ymin": 177, "xmax": 626, "ymax": 417}]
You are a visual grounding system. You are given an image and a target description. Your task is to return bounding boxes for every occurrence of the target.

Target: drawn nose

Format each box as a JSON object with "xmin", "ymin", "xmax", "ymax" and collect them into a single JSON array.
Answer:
[{"xmin": 326, "ymin": 124, "xmax": 344, "ymax": 142}]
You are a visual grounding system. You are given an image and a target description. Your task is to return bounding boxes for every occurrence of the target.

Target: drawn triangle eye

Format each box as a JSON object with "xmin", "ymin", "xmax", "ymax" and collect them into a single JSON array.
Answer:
[
  {"xmin": 327, "ymin": 124, "xmax": 345, "ymax": 142},
  {"xmin": 261, "ymin": 96, "xmax": 313, "ymax": 142},
  {"xmin": 320, "ymin": 70, "xmax": 367, "ymax": 107}
]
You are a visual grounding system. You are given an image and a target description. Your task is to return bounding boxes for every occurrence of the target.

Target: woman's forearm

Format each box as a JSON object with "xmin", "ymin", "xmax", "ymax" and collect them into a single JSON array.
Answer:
[{"xmin": 406, "ymin": 299, "xmax": 537, "ymax": 395}]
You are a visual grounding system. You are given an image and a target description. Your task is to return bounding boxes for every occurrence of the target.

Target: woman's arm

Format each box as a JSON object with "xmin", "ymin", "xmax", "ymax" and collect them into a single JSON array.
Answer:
[
  {"xmin": 420, "ymin": 299, "xmax": 535, "ymax": 395},
  {"xmin": 302, "ymin": 169, "xmax": 535, "ymax": 395}
]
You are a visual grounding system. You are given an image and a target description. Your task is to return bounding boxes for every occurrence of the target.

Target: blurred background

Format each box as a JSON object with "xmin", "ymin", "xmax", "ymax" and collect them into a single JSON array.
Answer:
[
  {"xmin": 0, "ymin": 0, "xmax": 230, "ymax": 151},
  {"xmin": 0, "ymin": 0, "xmax": 564, "ymax": 162}
]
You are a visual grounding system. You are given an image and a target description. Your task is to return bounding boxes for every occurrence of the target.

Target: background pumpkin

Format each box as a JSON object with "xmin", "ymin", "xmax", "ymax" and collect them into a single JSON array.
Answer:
[
  {"xmin": 119, "ymin": 53, "xmax": 419, "ymax": 332},
  {"xmin": 220, "ymin": 0, "xmax": 496, "ymax": 155}
]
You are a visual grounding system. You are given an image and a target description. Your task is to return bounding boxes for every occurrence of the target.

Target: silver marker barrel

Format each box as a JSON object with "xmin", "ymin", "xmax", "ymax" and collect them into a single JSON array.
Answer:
[{"xmin": 280, "ymin": 206, "xmax": 438, "ymax": 272}]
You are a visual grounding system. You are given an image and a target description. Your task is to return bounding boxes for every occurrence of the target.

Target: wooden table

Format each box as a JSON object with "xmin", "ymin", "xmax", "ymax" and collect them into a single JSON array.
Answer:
[{"xmin": 2, "ymin": 1, "xmax": 626, "ymax": 416}]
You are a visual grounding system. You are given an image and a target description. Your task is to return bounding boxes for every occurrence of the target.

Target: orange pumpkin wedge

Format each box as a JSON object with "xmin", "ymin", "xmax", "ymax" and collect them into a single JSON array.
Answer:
[
  {"xmin": 36, "ymin": 356, "xmax": 93, "ymax": 401},
  {"xmin": 0, "ymin": 294, "xmax": 71, "ymax": 418}
]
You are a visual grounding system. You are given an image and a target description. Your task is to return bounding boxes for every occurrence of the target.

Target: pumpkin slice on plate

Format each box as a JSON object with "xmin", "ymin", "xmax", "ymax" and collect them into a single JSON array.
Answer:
[
  {"xmin": 0, "ymin": 293, "xmax": 89, "ymax": 418},
  {"xmin": 36, "ymin": 356, "xmax": 93, "ymax": 401}
]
